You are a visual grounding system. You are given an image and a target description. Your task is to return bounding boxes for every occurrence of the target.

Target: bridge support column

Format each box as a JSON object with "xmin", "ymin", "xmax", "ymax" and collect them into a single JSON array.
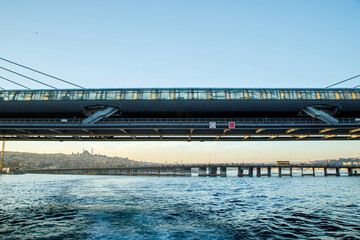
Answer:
[
  {"xmin": 209, "ymin": 167, "xmax": 217, "ymax": 176},
  {"xmin": 256, "ymin": 167, "xmax": 261, "ymax": 177},
  {"xmin": 348, "ymin": 168, "xmax": 353, "ymax": 176},
  {"xmin": 248, "ymin": 167, "xmax": 254, "ymax": 177},
  {"xmin": 278, "ymin": 167, "xmax": 282, "ymax": 177},
  {"xmin": 267, "ymin": 167, "xmax": 271, "ymax": 177},
  {"xmin": 313, "ymin": 167, "xmax": 316, "ymax": 176},
  {"xmin": 237, "ymin": 167, "xmax": 244, "ymax": 177},
  {"xmin": 199, "ymin": 167, "xmax": 207, "ymax": 176},
  {"xmin": 290, "ymin": 167, "xmax": 293, "ymax": 177},
  {"xmin": 324, "ymin": 167, "xmax": 328, "ymax": 176},
  {"xmin": 183, "ymin": 167, "xmax": 192, "ymax": 177},
  {"xmin": 220, "ymin": 167, "xmax": 226, "ymax": 177},
  {"xmin": 336, "ymin": 167, "xmax": 340, "ymax": 176}
]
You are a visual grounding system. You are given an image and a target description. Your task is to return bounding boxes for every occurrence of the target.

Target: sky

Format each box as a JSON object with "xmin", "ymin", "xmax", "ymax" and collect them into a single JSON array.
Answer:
[{"xmin": 0, "ymin": 0, "xmax": 360, "ymax": 163}]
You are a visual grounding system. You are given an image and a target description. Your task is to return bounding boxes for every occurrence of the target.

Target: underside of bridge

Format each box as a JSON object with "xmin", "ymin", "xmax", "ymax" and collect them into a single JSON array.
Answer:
[{"xmin": 0, "ymin": 117, "xmax": 359, "ymax": 141}]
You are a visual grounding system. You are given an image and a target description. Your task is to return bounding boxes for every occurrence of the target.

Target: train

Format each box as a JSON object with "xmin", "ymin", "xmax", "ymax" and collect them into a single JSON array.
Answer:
[{"xmin": 0, "ymin": 88, "xmax": 359, "ymax": 118}]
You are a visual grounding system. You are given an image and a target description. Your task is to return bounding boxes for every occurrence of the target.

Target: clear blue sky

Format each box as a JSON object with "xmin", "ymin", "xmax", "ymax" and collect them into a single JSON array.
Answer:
[{"xmin": 1, "ymin": 0, "xmax": 360, "ymax": 162}]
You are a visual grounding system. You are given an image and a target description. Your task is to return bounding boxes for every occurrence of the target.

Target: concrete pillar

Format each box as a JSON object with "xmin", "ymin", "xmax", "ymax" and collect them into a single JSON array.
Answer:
[
  {"xmin": 237, "ymin": 167, "xmax": 244, "ymax": 177},
  {"xmin": 220, "ymin": 167, "xmax": 226, "ymax": 177},
  {"xmin": 267, "ymin": 167, "xmax": 271, "ymax": 177},
  {"xmin": 336, "ymin": 168, "xmax": 340, "ymax": 176},
  {"xmin": 301, "ymin": 167, "xmax": 304, "ymax": 176},
  {"xmin": 248, "ymin": 167, "xmax": 254, "ymax": 177},
  {"xmin": 209, "ymin": 167, "xmax": 217, "ymax": 176},
  {"xmin": 313, "ymin": 167, "xmax": 315, "ymax": 176},
  {"xmin": 290, "ymin": 167, "xmax": 293, "ymax": 177},
  {"xmin": 183, "ymin": 167, "xmax": 192, "ymax": 177},
  {"xmin": 278, "ymin": 167, "xmax": 282, "ymax": 177},
  {"xmin": 256, "ymin": 167, "xmax": 261, "ymax": 177},
  {"xmin": 324, "ymin": 167, "xmax": 328, "ymax": 176},
  {"xmin": 199, "ymin": 167, "xmax": 207, "ymax": 176},
  {"xmin": 348, "ymin": 168, "xmax": 353, "ymax": 176}
]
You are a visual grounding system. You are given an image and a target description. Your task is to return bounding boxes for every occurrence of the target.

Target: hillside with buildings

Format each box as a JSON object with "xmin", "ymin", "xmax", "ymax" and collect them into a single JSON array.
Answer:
[{"xmin": 2, "ymin": 150, "xmax": 151, "ymax": 170}]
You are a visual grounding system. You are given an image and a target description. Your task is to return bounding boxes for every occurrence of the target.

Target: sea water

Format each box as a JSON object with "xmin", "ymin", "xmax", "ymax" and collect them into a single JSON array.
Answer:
[{"xmin": 1, "ymin": 174, "xmax": 359, "ymax": 239}]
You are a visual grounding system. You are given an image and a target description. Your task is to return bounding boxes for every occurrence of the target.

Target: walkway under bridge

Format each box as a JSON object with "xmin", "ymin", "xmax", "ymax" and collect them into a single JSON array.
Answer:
[{"xmin": 0, "ymin": 117, "xmax": 360, "ymax": 141}]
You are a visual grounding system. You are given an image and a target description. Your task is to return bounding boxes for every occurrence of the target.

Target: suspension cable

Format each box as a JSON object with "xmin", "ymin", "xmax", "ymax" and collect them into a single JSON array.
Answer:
[
  {"xmin": 326, "ymin": 74, "xmax": 360, "ymax": 88},
  {"xmin": 0, "ymin": 76, "xmax": 31, "ymax": 89},
  {"xmin": 0, "ymin": 87, "xmax": 5, "ymax": 90},
  {"xmin": 0, "ymin": 57, "xmax": 84, "ymax": 89},
  {"xmin": 0, "ymin": 66, "xmax": 56, "ymax": 89}
]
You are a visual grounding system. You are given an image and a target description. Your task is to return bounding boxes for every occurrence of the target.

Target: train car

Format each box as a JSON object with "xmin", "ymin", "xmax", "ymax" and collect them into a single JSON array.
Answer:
[{"xmin": 0, "ymin": 88, "xmax": 359, "ymax": 118}]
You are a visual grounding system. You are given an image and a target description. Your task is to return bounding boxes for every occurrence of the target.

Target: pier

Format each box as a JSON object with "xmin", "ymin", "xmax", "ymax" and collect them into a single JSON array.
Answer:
[{"xmin": 24, "ymin": 163, "xmax": 360, "ymax": 177}]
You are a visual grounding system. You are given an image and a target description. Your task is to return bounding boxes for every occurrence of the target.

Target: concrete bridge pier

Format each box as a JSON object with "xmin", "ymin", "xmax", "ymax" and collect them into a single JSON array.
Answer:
[
  {"xmin": 248, "ymin": 167, "xmax": 254, "ymax": 177},
  {"xmin": 220, "ymin": 167, "xmax": 226, "ymax": 177},
  {"xmin": 336, "ymin": 167, "xmax": 340, "ymax": 176},
  {"xmin": 267, "ymin": 167, "xmax": 271, "ymax": 177},
  {"xmin": 324, "ymin": 167, "xmax": 328, "ymax": 176},
  {"xmin": 183, "ymin": 167, "xmax": 192, "ymax": 177},
  {"xmin": 237, "ymin": 167, "xmax": 244, "ymax": 177},
  {"xmin": 256, "ymin": 167, "xmax": 261, "ymax": 177},
  {"xmin": 348, "ymin": 168, "xmax": 353, "ymax": 176},
  {"xmin": 278, "ymin": 167, "xmax": 282, "ymax": 177},
  {"xmin": 209, "ymin": 167, "xmax": 218, "ymax": 176},
  {"xmin": 199, "ymin": 167, "xmax": 207, "ymax": 176}
]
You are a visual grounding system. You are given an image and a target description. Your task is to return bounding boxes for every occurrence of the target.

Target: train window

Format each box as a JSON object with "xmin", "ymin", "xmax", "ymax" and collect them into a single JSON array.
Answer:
[
  {"xmin": 355, "ymin": 91, "xmax": 360, "ymax": 99},
  {"xmin": 60, "ymin": 91, "xmax": 71, "ymax": 100},
  {"xmin": 24, "ymin": 92, "xmax": 33, "ymax": 101},
  {"xmin": 215, "ymin": 90, "xmax": 226, "ymax": 100},
  {"xmin": 15, "ymin": 92, "xmax": 25, "ymax": 100},
  {"xmin": 0, "ymin": 92, "xmax": 9, "ymax": 101},
  {"xmin": 230, "ymin": 90, "xmax": 246, "ymax": 100},
  {"xmin": 87, "ymin": 91, "xmax": 97, "ymax": 100},
  {"xmin": 270, "ymin": 90, "xmax": 278, "ymax": 100},
  {"xmin": 169, "ymin": 90, "xmax": 175, "ymax": 100},
  {"xmin": 41, "ymin": 91, "xmax": 49, "ymax": 100},
  {"xmin": 115, "ymin": 91, "xmax": 122, "ymax": 100},
  {"xmin": 158, "ymin": 90, "xmax": 170, "ymax": 100},
  {"xmin": 196, "ymin": 90, "xmax": 207, "ymax": 100},
  {"xmin": 350, "ymin": 91, "xmax": 357, "ymax": 100},
  {"xmin": 309, "ymin": 91, "xmax": 316, "ymax": 100},
  {"xmin": 260, "ymin": 90, "xmax": 268, "ymax": 100},
  {"xmin": 105, "ymin": 91, "xmax": 116, "ymax": 100},
  {"xmin": 124, "ymin": 91, "xmax": 138, "ymax": 100},
  {"xmin": 8, "ymin": 92, "xmax": 16, "ymax": 101},
  {"xmin": 177, "ymin": 90, "xmax": 188, "ymax": 100},
  {"xmin": 278, "ymin": 90, "xmax": 285, "ymax": 100},
  {"xmin": 326, "ymin": 91, "xmax": 336, "ymax": 100},
  {"xmin": 251, "ymin": 90, "xmax": 261, "ymax": 100},
  {"xmin": 141, "ymin": 91, "xmax": 151, "ymax": 100},
  {"xmin": 342, "ymin": 91, "xmax": 352, "ymax": 100},
  {"xmin": 188, "ymin": 90, "xmax": 195, "ymax": 100},
  {"xmin": 150, "ymin": 90, "xmax": 157, "ymax": 100},
  {"xmin": 319, "ymin": 91, "xmax": 326, "ymax": 99},
  {"xmin": 206, "ymin": 90, "xmax": 212, "ymax": 100}
]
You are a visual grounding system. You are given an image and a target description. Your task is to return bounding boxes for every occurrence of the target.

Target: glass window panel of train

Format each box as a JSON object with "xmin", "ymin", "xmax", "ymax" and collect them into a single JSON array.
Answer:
[
  {"xmin": 0, "ymin": 92, "xmax": 9, "ymax": 101},
  {"xmin": 158, "ymin": 90, "xmax": 170, "ymax": 100},
  {"xmin": 230, "ymin": 90, "xmax": 245, "ymax": 100},
  {"xmin": 105, "ymin": 91, "xmax": 116, "ymax": 100},
  {"xmin": 8, "ymin": 92, "xmax": 16, "ymax": 101},
  {"xmin": 197, "ymin": 90, "xmax": 207, "ymax": 99},
  {"xmin": 342, "ymin": 90, "xmax": 352, "ymax": 100},
  {"xmin": 260, "ymin": 90, "xmax": 268, "ymax": 99},
  {"xmin": 115, "ymin": 91, "xmax": 122, "ymax": 100},
  {"xmin": 60, "ymin": 91, "xmax": 71, "ymax": 100},
  {"xmin": 24, "ymin": 92, "xmax": 33, "ymax": 101},
  {"xmin": 252, "ymin": 90, "xmax": 261, "ymax": 100},
  {"xmin": 214, "ymin": 90, "xmax": 226, "ymax": 100},
  {"xmin": 15, "ymin": 92, "xmax": 25, "ymax": 100},
  {"xmin": 140, "ymin": 90, "xmax": 151, "ymax": 100},
  {"xmin": 150, "ymin": 90, "xmax": 157, "ymax": 100},
  {"xmin": 326, "ymin": 91, "xmax": 336, "ymax": 99},
  {"xmin": 269, "ymin": 90, "xmax": 278, "ymax": 100},
  {"xmin": 41, "ymin": 91, "xmax": 50, "ymax": 100},
  {"xmin": 124, "ymin": 91, "xmax": 133, "ymax": 100},
  {"xmin": 177, "ymin": 90, "xmax": 188, "ymax": 100}
]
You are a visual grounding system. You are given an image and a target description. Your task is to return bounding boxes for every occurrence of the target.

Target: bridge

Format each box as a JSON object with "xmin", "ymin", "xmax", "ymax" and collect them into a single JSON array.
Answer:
[
  {"xmin": 0, "ymin": 88, "xmax": 360, "ymax": 141},
  {"xmin": 25, "ymin": 163, "xmax": 360, "ymax": 177}
]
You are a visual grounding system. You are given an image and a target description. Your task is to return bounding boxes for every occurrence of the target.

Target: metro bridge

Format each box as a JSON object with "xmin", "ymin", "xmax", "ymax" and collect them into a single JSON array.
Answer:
[{"xmin": 0, "ymin": 88, "xmax": 360, "ymax": 141}]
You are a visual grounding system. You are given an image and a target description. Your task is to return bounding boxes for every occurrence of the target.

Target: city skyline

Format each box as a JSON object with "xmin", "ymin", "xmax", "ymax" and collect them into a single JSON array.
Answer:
[{"xmin": 1, "ymin": 1, "xmax": 360, "ymax": 162}]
